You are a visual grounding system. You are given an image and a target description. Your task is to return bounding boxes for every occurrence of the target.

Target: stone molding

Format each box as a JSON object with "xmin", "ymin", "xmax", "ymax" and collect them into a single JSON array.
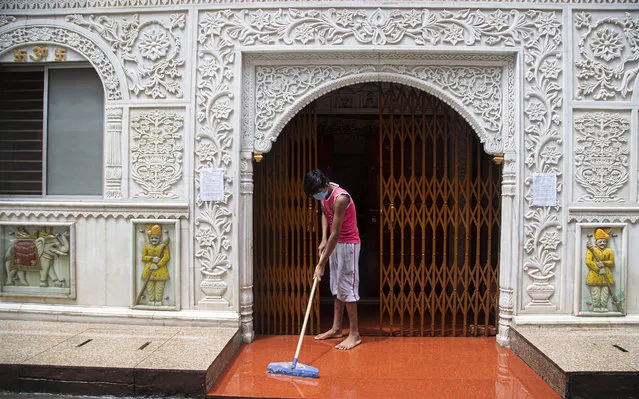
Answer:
[
  {"xmin": 1, "ymin": 0, "xmax": 637, "ymax": 10},
  {"xmin": 0, "ymin": 202, "xmax": 189, "ymax": 219},
  {"xmin": 568, "ymin": 209, "xmax": 639, "ymax": 224},
  {"xmin": 0, "ymin": 303, "xmax": 239, "ymax": 327}
]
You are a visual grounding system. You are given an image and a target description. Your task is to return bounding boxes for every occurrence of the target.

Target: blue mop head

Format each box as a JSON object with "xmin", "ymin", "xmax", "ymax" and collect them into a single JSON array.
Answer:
[{"xmin": 266, "ymin": 361, "xmax": 319, "ymax": 378}]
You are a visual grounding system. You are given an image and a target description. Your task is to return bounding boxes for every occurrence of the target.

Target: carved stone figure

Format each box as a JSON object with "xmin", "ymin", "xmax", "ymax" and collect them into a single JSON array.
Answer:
[
  {"xmin": 4, "ymin": 227, "xmax": 70, "ymax": 287},
  {"xmin": 585, "ymin": 228, "xmax": 622, "ymax": 313},
  {"xmin": 137, "ymin": 225, "xmax": 170, "ymax": 306}
]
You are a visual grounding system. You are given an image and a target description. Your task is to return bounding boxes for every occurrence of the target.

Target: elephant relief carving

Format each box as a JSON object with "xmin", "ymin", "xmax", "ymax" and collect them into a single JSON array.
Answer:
[{"xmin": 4, "ymin": 227, "xmax": 70, "ymax": 288}]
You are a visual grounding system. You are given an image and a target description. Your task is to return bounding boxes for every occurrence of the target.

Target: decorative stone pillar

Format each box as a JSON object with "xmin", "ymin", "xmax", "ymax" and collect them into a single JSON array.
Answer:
[
  {"xmin": 497, "ymin": 154, "xmax": 516, "ymax": 347},
  {"xmin": 239, "ymin": 151, "xmax": 255, "ymax": 343},
  {"xmin": 105, "ymin": 107, "xmax": 123, "ymax": 199}
]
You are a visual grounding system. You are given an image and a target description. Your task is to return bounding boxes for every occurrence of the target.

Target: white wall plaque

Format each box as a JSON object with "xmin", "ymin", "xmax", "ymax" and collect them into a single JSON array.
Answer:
[
  {"xmin": 532, "ymin": 172, "xmax": 557, "ymax": 207},
  {"xmin": 200, "ymin": 168, "xmax": 225, "ymax": 201}
]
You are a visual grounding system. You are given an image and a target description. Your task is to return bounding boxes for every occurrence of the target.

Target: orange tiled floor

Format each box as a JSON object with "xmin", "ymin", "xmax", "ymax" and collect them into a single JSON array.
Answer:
[{"xmin": 208, "ymin": 335, "xmax": 560, "ymax": 399}]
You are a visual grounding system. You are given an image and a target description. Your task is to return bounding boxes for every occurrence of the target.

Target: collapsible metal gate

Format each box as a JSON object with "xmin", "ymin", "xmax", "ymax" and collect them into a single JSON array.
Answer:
[
  {"xmin": 254, "ymin": 83, "xmax": 500, "ymax": 336},
  {"xmin": 379, "ymin": 84, "xmax": 501, "ymax": 336},
  {"xmin": 253, "ymin": 107, "xmax": 321, "ymax": 335}
]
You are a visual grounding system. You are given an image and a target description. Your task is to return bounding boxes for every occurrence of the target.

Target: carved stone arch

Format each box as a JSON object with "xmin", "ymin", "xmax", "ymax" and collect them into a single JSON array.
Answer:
[
  {"xmin": 0, "ymin": 19, "xmax": 128, "ymax": 101},
  {"xmin": 265, "ymin": 71, "xmax": 503, "ymax": 156},
  {"xmin": 250, "ymin": 55, "xmax": 513, "ymax": 156}
]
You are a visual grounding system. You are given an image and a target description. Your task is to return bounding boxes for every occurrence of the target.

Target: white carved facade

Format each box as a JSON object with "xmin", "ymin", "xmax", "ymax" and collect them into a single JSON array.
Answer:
[{"xmin": 1, "ymin": 1, "xmax": 638, "ymax": 346}]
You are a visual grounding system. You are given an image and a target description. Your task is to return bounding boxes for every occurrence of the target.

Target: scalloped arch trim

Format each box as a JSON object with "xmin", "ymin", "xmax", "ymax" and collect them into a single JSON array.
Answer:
[
  {"xmin": 267, "ymin": 72, "xmax": 497, "ymax": 154},
  {"xmin": 250, "ymin": 57, "xmax": 513, "ymax": 156},
  {"xmin": 0, "ymin": 20, "xmax": 128, "ymax": 101}
]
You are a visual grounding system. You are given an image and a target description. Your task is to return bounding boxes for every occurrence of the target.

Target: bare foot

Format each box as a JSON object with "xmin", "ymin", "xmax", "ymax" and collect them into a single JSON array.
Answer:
[
  {"xmin": 335, "ymin": 335, "xmax": 361, "ymax": 350},
  {"xmin": 315, "ymin": 328, "xmax": 343, "ymax": 340}
]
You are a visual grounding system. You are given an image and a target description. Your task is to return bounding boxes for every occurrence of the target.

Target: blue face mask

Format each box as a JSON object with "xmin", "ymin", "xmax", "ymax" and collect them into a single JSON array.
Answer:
[{"xmin": 312, "ymin": 189, "xmax": 328, "ymax": 201}]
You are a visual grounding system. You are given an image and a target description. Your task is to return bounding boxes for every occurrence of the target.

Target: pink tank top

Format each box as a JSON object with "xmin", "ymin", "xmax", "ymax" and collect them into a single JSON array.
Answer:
[{"xmin": 321, "ymin": 184, "xmax": 360, "ymax": 244}]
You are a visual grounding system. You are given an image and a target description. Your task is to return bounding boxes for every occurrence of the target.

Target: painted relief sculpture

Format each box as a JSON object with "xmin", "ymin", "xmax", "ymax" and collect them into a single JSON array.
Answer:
[
  {"xmin": 4, "ymin": 227, "xmax": 70, "ymax": 288},
  {"xmin": 136, "ymin": 225, "xmax": 170, "ymax": 306},
  {"xmin": 585, "ymin": 228, "xmax": 623, "ymax": 313}
]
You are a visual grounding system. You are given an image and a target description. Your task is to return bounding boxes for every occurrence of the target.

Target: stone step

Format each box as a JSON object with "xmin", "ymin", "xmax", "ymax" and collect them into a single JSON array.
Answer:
[
  {"xmin": 0, "ymin": 320, "xmax": 241, "ymax": 397},
  {"xmin": 510, "ymin": 325, "xmax": 639, "ymax": 398}
]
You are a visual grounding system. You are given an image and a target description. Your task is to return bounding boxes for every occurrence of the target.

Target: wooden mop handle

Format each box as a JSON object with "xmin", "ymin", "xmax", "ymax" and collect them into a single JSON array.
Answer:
[{"xmin": 292, "ymin": 277, "xmax": 318, "ymax": 369}]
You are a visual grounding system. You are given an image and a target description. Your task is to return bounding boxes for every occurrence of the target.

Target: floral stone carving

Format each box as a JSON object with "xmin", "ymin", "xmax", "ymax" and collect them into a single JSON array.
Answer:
[
  {"xmin": 67, "ymin": 13, "xmax": 185, "ymax": 99},
  {"xmin": 0, "ymin": 15, "xmax": 16, "ymax": 26},
  {"xmin": 254, "ymin": 63, "xmax": 504, "ymax": 154},
  {"xmin": 575, "ymin": 12, "xmax": 639, "ymax": 100},
  {"xmin": 130, "ymin": 110, "xmax": 184, "ymax": 199},
  {"xmin": 574, "ymin": 112, "xmax": 630, "ymax": 203}
]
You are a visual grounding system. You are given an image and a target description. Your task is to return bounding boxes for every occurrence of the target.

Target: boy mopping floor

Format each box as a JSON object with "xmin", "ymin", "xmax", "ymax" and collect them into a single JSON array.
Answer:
[{"xmin": 304, "ymin": 169, "xmax": 362, "ymax": 351}]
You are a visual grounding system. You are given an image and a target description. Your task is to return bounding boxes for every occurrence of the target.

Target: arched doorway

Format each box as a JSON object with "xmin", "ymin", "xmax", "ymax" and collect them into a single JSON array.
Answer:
[{"xmin": 253, "ymin": 82, "xmax": 501, "ymax": 337}]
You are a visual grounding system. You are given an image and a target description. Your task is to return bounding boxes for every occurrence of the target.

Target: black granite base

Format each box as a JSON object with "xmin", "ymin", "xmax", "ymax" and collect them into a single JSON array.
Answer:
[
  {"xmin": 566, "ymin": 372, "xmax": 639, "ymax": 399},
  {"xmin": 1, "ymin": 365, "xmax": 137, "ymax": 397}
]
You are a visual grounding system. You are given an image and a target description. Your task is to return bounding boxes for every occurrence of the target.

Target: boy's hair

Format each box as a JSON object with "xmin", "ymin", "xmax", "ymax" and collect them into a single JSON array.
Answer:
[{"xmin": 304, "ymin": 169, "xmax": 329, "ymax": 197}]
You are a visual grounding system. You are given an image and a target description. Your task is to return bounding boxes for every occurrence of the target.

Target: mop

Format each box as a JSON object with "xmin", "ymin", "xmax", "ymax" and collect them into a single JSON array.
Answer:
[{"xmin": 266, "ymin": 276, "xmax": 320, "ymax": 378}]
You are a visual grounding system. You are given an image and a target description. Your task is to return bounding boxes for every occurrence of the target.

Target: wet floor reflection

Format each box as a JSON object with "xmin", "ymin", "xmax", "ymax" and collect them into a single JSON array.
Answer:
[{"xmin": 208, "ymin": 335, "xmax": 559, "ymax": 398}]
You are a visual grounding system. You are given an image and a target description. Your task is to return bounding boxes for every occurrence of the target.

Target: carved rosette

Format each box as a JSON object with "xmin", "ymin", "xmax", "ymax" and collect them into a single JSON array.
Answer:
[
  {"xmin": 575, "ymin": 12, "xmax": 639, "ymax": 101},
  {"xmin": 130, "ymin": 109, "xmax": 184, "ymax": 199},
  {"xmin": 255, "ymin": 64, "xmax": 504, "ymax": 153},
  {"xmin": 574, "ymin": 112, "xmax": 630, "ymax": 203},
  {"xmin": 0, "ymin": 24, "xmax": 122, "ymax": 100},
  {"xmin": 67, "ymin": 13, "xmax": 185, "ymax": 99}
]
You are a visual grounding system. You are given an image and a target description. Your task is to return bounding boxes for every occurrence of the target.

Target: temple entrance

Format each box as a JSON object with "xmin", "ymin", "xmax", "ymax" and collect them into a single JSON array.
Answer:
[{"xmin": 253, "ymin": 82, "xmax": 501, "ymax": 337}]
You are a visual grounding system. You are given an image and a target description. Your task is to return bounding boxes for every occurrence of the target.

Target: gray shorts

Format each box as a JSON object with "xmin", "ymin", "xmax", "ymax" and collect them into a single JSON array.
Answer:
[{"xmin": 329, "ymin": 242, "xmax": 360, "ymax": 302}]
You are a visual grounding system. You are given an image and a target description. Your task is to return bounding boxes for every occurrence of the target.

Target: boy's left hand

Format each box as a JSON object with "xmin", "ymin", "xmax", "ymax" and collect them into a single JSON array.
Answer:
[{"xmin": 314, "ymin": 264, "xmax": 325, "ymax": 281}]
